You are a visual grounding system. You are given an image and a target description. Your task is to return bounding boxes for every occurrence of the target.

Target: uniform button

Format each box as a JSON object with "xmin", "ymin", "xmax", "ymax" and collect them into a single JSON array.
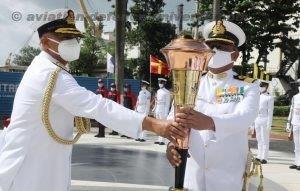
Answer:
[
  {"xmin": 205, "ymin": 167, "xmax": 208, "ymax": 170},
  {"xmin": 204, "ymin": 144, "xmax": 208, "ymax": 148}
]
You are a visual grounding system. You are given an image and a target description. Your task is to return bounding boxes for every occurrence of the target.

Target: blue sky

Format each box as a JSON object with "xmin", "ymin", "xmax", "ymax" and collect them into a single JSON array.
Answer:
[{"xmin": 0, "ymin": 0, "xmax": 199, "ymax": 65}]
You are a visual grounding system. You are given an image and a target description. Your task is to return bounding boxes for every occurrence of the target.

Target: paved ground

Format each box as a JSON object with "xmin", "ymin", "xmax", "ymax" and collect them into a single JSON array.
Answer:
[
  {"xmin": 1, "ymin": 128, "xmax": 299, "ymax": 191},
  {"xmin": 71, "ymin": 128, "xmax": 300, "ymax": 191}
]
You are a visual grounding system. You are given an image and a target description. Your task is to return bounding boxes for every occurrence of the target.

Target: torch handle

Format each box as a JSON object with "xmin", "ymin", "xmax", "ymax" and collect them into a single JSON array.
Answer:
[{"xmin": 174, "ymin": 148, "xmax": 189, "ymax": 189}]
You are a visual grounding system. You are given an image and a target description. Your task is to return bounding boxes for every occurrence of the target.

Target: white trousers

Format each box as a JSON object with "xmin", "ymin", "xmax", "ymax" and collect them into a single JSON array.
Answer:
[
  {"xmin": 293, "ymin": 125, "xmax": 300, "ymax": 166},
  {"xmin": 155, "ymin": 112, "xmax": 167, "ymax": 143},
  {"xmin": 255, "ymin": 125, "xmax": 270, "ymax": 160},
  {"xmin": 137, "ymin": 109, "xmax": 148, "ymax": 140},
  {"xmin": 139, "ymin": 131, "xmax": 147, "ymax": 139}
]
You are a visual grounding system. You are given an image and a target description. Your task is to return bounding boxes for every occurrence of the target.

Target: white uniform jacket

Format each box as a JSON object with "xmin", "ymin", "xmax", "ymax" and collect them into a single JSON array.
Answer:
[
  {"xmin": 288, "ymin": 94, "xmax": 300, "ymax": 126},
  {"xmin": 178, "ymin": 70, "xmax": 259, "ymax": 191},
  {"xmin": 254, "ymin": 93, "xmax": 274, "ymax": 129},
  {"xmin": 154, "ymin": 88, "xmax": 171, "ymax": 118},
  {"xmin": 0, "ymin": 51, "xmax": 145, "ymax": 191},
  {"xmin": 136, "ymin": 89, "xmax": 151, "ymax": 115}
]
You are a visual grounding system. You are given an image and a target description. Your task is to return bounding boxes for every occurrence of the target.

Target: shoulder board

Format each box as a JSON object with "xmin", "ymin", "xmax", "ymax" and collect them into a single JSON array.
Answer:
[
  {"xmin": 233, "ymin": 75, "xmax": 256, "ymax": 83},
  {"xmin": 244, "ymin": 77, "xmax": 257, "ymax": 83}
]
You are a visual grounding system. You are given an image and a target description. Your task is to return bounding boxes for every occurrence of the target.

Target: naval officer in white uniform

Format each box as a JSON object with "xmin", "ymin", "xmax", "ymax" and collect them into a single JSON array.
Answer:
[
  {"xmin": 135, "ymin": 80, "xmax": 151, "ymax": 142},
  {"xmin": 154, "ymin": 78, "xmax": 171, "ymax": 145},
  {"xmin": 254, "ymin": 81, "xmax": 274, "ymax": 164},
  {"xmin": 287, "ymin": 86, "xmax": 300, "ymax": 170},
  {"xmin": 166, "ymin": 20, "xmax": 260, "ymax": 191},
  {"xmin": 0, "ymin": 9, "xmax": 187, "ymax": 191}
]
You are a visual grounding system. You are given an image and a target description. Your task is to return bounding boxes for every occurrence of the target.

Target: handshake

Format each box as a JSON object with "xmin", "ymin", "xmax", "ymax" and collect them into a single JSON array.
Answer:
[{"xmin": 144, "ymin": 107, "xmax": 215, "ymax": 148}]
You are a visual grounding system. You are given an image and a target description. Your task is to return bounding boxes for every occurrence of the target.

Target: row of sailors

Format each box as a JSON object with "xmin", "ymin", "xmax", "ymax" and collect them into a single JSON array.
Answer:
[{"xmin": 95, "ymin": 78, "xmax": 171, "ymax": 145}]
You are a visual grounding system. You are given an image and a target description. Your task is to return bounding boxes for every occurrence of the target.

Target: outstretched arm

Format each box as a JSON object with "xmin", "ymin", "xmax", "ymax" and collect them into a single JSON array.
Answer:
[{"xmin": 52, "ymin": 71, "xmax": 187, "ymax": 143}]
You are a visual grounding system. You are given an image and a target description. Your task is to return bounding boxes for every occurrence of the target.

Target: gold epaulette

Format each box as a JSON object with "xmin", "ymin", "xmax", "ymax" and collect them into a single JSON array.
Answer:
[
  {"xmin": 243, "ymin": 77, "xmax": 256, "ymax": 83},
  {"xmin": 234, "ymin": 75, "xmax": 256, "ymax": 83}
]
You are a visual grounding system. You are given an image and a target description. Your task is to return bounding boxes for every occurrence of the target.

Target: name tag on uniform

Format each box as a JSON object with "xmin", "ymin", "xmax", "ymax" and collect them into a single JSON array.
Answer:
[{"xmin": 215, "ymin": 86, "xmax": 244, "ymax": 104}]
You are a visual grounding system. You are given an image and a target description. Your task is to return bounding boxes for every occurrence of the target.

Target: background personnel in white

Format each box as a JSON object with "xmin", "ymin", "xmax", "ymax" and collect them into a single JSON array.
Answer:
[
  {"xmin": 0, "ymin": 9, "xmax": 187, "ymax": 191},
  {"xmin": 166, "ymin": 20, "xmax": 260, "ymax": 191},
  {"xmin": 135, "ymin": 80, "xmax": 151, "ymax": 142},
  {"xmin": 254, "ymin": 81, "xmax": 274, "ymax": 164},
  {"xmin": 287, "ymin": 86, "xmax": 300, "ymax": 170},
  {"xmin": 154, "ymin": 78, "xmax": 171, "ymax": 145}
]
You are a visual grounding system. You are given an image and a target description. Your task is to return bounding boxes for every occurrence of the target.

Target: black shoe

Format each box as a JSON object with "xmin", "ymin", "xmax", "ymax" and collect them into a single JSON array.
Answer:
[
  {"xmin": 255, "ymin": 158, "xmax": 261, "ymax": 162},
  {"xmin": 94, "ymin": 134, "xmax": 105, "ymax": 138},
  {"xmin": 289, "ymin": 164, "xmax": 297, "ymax": 169},
  {"xmin": 260, "ymin": 159, "xmax": 267, "ymax": 164},
  {"xmin": 121, "ymin": 135, "xmax": 127, "ymax": 138},
  {"xmin": 135, "ymin": 139, "xmax": 140, "ymax": 141},
  {"xmin": 139, "ymin": 139, "xmax": 146, "ymax": 142},
  {"xmin": 154, "ymin": 141, "xmax": 160, "ymax": 144},
  {"xmin": 126, "ymin": 137, "xmax": 132, "ymax": 139},
  {"xmin": 297, "ymin": 166, "xmax": 300, "ymax": 171},
  {"xmin": 159, "ymin": 142, "xmax": 165, "ymax": 145},
  {"xmin": 109, "ymin": 131, "xmax": 119, "ymax": 135}
]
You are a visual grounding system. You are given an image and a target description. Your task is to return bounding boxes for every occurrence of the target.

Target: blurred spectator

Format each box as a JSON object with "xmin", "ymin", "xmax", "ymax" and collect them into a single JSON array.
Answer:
[
  {"xmin": 95, "ymin": 79, "xmax": 109, "ymax": 138},
  {"xmin": 108, "ymin": 83, "xmax": 120, "ymax": 135}
]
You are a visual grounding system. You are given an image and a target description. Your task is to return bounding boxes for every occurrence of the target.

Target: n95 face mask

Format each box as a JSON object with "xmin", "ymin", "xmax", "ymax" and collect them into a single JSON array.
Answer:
[
  {"xmin": 48, "ymin": 38, "xmax": 81, "ymax": 62},
  {"xmin": 208, "ymin": 48, "xmax": 234, "ymax": 69}
]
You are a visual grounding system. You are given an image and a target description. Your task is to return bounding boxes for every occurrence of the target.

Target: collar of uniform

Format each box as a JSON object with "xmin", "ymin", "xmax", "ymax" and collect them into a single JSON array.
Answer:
[
  {"xmin": 261, "ymin": 92, "xmax": 269, "ymax": 95},
  {"xmin": 40, "ymin": 51, "xmax": 59, "ymax": 63},
  {"xmin": 40, "ymin": 51, "xmax": 69, "ymax": 72}
]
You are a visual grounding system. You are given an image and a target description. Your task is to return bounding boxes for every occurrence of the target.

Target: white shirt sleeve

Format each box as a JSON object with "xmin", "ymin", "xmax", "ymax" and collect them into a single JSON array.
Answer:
[
  {"xmin": 52, "ymin": 71, "xmax": 145, "ymax": 138},
  {"xmin": 287, "ymin": 97, "xmax": 294, "ymax": 123},
  {"xmin": 267, "ymin": 96, "xmax": 274, "ymax": 130},
  {"xmin": 145, "ymin": 92, "xmax": 151, "ymax": 116},
  {"xmin": 211, "ymin": 83, "xmax": 260, "ymax": 141}
]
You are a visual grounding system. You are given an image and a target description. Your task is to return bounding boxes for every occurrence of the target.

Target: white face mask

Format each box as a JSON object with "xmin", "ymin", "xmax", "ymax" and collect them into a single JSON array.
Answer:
[
  {"xmin": 159, "ymin": 84, "xmax": 164, "ymax": 88},
  {"xmin": 259, "ymin": 87, "xmax": 267, "ymax": 93},
  {"xmin": 208, "ymin": 48, "xmax": 233, "ymax": 69},
  {"xmin": 141, "ymin": 86, "xmax": 147, "ymax": 90},
  {"xmin": 98, "ymin": 83, "xmax": 103, "ymax": 88},
  {"xmin": 124, "ymin": 88, "xmax": 128, "ymax": 92},
  {"xmin": 48, "ymin": 38, "xmax": 80, "ymax": 62},
  {"xmin": 111, "ymin": 88, "xmax": 116, "ymax": 91}
]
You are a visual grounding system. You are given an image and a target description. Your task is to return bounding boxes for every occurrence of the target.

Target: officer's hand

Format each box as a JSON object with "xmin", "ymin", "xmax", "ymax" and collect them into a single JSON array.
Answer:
[
  {"xmin": 166, "ymin": 142, "xmax": 182, "ymax": 167},
  {"xmin": 161, "ymin": 120, "xmax": 189, "ymax": 147},
  {"xmin": 175, "ymin": 107, "xmax": 215, "ymax": 131}
]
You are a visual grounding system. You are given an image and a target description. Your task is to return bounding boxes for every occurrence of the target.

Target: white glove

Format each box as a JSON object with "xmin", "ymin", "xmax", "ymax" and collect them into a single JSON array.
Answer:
[{"xmin": 286, "ymin": 123, "xmax": 291, "ymax": 133}]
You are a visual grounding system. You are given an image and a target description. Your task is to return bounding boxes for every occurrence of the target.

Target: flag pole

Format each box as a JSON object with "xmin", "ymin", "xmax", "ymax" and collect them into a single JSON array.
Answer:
[
  {"xmin": 106, "ymin": 72, "xmax": 109, "ymax": 89},
  {"xmin": 149, "ymin": 55, "xmax": 152, "ymax": 93}
]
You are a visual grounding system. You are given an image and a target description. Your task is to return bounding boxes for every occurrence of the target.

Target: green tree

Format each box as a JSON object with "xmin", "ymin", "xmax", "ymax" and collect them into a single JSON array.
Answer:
[
  {"xmin": 13, "ymin": 46, "xmax": 41, "ymax": 66},
  {"xmin": 69, "ymin": 28, "xmax": 106, "ymax": 76},
  {"xmin": 223, "ymin": 0, "xmax": 299, "ymax": 71},
  {"xmin": 127, "ymin": 0, "xmax": 176, "ymax": 81},
  {"xmin": 189, "ymin": 0, "xmax": 299, "ymax": 76}
]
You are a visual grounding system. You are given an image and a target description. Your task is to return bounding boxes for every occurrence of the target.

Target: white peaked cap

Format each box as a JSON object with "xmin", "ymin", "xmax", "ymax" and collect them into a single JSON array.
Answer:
[{"xmin": 203, "ymin": 20, "xmax": 246, "ymax": 47}]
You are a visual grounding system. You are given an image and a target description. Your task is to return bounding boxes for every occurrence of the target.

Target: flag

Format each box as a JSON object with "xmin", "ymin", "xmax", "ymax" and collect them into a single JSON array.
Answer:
[
  {"xmin": 106, "ymin": 53, "xmax": 115, "ymax": 74},
  {"xmin": 150, "ymin": 55, "xmax": 169, "ymax": 76}
]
